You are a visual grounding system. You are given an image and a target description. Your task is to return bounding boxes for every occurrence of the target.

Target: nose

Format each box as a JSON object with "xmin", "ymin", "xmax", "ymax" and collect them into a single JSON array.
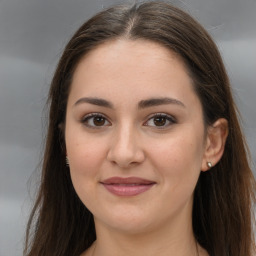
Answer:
[{"xmin": 106, "ymin": 124, "xmax": 145, "ymax": 168}]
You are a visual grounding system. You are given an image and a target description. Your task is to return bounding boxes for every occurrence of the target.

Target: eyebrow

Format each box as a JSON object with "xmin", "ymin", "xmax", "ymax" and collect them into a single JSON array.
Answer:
[
  {"xmin": 73, "ymin": 97, "xmax": 185, "ymax": 109},
  {"xmin": 138, "ymin": 97, "xmax": 185, "ymax": 109},
  {"xmin": 74, "ymin": 97, "xmax": 114, "ymax": 108}
]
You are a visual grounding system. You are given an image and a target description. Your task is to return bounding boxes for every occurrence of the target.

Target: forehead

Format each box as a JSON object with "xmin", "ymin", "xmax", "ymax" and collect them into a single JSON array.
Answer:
[
  {"xmin": 75, "ymin": 39, "xmax": 186, "ymax": 77},
  {"xmin": 69, "ymin": 39, "xmax": 200, "ymax": 110}
]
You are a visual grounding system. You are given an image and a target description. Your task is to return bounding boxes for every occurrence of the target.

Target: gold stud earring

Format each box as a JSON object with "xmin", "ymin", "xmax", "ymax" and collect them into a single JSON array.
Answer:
[{"xmin": 207, "ymin": 162, "xmax": 212, "ymax": 168}]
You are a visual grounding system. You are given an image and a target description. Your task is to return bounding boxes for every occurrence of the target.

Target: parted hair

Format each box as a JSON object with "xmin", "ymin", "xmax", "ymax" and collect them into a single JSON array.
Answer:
[{"xmin": 24, "ymin": 1, "xmax": 256, "ymax": 256}]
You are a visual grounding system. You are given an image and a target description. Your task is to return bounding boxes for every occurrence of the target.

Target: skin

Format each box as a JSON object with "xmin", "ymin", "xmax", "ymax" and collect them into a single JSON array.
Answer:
[{"xmin": 65, "ymin": 39, "xmax": 227, "ymax": 256}]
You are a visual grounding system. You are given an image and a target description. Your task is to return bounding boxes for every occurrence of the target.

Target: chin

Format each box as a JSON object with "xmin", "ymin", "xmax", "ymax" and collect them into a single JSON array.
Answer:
[
  {"xmin": 107, "ymin": 219, "xmax": 154, "ymax": 235},
  {"xmin": 94, "ymin": 206, "xmax": 159, "ymax": 235}
]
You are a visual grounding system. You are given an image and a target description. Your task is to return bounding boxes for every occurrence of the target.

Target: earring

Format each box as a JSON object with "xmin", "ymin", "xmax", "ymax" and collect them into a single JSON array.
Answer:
[
  {"xmin": 207, "ymin": 162, "xmax": 212, "ymax": 168},
  {"xmin": 66, "ymin": 156, "xmax": 69, "ymax": 167}
]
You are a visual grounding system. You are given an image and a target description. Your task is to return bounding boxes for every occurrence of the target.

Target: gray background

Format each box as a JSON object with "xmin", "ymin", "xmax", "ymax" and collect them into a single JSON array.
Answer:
[{"xmin": 0, "ymin": 0, "xmax": 255, "ymax": 255}]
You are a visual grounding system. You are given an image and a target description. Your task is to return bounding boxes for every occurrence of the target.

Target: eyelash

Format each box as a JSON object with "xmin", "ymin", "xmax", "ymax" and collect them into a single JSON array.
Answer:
[
  {"xmin": 144, "ymin": 113, "xmax": 176, "ymax": 129},
  {"xmin": 80, "ymin": 113, "xmax": 176, "ymax": 129},
  {"xmin": 81, "ymin": 113, "xmax": 111, "ymax": 129}
]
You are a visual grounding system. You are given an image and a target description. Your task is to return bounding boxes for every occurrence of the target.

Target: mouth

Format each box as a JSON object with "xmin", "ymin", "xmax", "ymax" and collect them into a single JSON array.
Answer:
[{"xmin": 100, "ymin": 177, "xmax": 156, "ymax": 196}]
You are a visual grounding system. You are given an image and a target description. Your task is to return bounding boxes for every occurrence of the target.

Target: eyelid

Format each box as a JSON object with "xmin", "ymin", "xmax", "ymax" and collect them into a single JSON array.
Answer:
[
  {"xmin": 81, "ymin": 112, "xmax": 106, "ymax": 120},
  {"xmin": 81, "ymin": 112, "xmax": 111, "ymax": 128},
  {"xmin": 79, "ymin": 112, "xmax": 176, "ymax": 129},
  {"xmin": 143, "ymin": 113, "xmax": 177, "ymax": 128}
]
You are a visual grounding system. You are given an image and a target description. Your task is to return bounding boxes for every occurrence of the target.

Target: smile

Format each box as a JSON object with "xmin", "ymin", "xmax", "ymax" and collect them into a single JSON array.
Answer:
[{"xmin": 100, "ymin": 177, "xmax": 156, "ymax": 196}]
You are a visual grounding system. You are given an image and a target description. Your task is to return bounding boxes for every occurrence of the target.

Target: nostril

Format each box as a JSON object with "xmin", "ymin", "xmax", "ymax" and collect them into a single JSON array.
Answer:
[
  {"xmin": 106, "ymin": 129, "xmax": 145, "ymax": 167},
  {"xmin": 106, "ymin": 147, "xmax": 145, "ymax": 168}
]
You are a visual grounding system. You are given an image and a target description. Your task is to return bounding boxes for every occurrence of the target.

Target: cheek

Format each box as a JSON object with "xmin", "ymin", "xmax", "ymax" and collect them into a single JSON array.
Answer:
[
  {"xmin": 67, "ymin": 141, "xmax": 106, "ymax": 205},
  {"xmin": 65, "ymin": 129, "xmax": 108, "ymax": 192},
  {"xmin": 148, "ymin": 131, "xmax": 204, "ymax": 188},
  {"xmin": 151, "ymin": 136, "xmax": 203, "ymax": 168},
  {"xmin": 68, "ymin": 142, "xmax": 106, "ymax": 176}
]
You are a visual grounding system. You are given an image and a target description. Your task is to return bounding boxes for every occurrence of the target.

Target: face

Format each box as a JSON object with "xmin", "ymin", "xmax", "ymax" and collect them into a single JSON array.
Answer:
[{"xmin": 65, "ymin": 39, "xmax": 209, "ymax": 235}]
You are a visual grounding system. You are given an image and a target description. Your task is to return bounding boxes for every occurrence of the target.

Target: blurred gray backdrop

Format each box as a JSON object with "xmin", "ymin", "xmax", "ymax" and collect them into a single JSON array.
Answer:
[{"xmin": 0, "ymin": 0, "xmax": 255, "ymax": 255}]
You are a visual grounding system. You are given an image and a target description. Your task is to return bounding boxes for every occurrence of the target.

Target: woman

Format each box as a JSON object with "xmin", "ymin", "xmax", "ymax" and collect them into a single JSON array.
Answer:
[{"xmin": 24, "ymin": 1, "xmax": 256, "ymax": 256}]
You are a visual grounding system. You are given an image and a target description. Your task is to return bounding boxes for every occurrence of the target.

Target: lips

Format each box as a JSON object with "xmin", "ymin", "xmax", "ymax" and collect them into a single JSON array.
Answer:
[{"xmin": 100, "ymin": 177, "xmax": 156, "ymax": 196}]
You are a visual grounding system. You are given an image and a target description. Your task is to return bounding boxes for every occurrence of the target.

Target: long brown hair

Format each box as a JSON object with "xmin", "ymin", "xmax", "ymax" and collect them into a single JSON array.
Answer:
[{"xmin": 24, "ymin": 1, "xmax": 256, "ymax": 256}]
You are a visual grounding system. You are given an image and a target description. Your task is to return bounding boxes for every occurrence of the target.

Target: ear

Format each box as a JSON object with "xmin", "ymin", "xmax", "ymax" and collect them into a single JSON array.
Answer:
[{"xmin": 201, "ymin": 118, "xmax": 228, "ymax": 171}]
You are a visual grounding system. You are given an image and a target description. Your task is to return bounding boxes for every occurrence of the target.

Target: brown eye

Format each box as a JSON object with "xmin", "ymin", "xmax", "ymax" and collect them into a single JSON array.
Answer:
[
  {"xmin": 153, "ymin": 116, "xmax": 167, "ymax": 126},
  {"xmin": 93, "ymin": 116, "xmax": 106, "ymax": 126},
  {"xmin": 145, "ymin": 113, "xmax": 176, "ymax": 129},
  {"xmin": 82, "ymin": 113, "xmax": 111, "ymax": 128}
]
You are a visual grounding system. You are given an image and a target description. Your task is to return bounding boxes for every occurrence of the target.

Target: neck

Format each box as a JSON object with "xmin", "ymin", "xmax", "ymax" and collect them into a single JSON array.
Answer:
[{"xmin": 92, "ymin": 217, "xmax": 198, "ymax": 256}]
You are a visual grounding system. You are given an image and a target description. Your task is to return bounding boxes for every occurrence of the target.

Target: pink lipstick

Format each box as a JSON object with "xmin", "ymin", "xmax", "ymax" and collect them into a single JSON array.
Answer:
[{"xmin": 100, "ymin": 177, "xmax": 156, "ymax": 196}]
